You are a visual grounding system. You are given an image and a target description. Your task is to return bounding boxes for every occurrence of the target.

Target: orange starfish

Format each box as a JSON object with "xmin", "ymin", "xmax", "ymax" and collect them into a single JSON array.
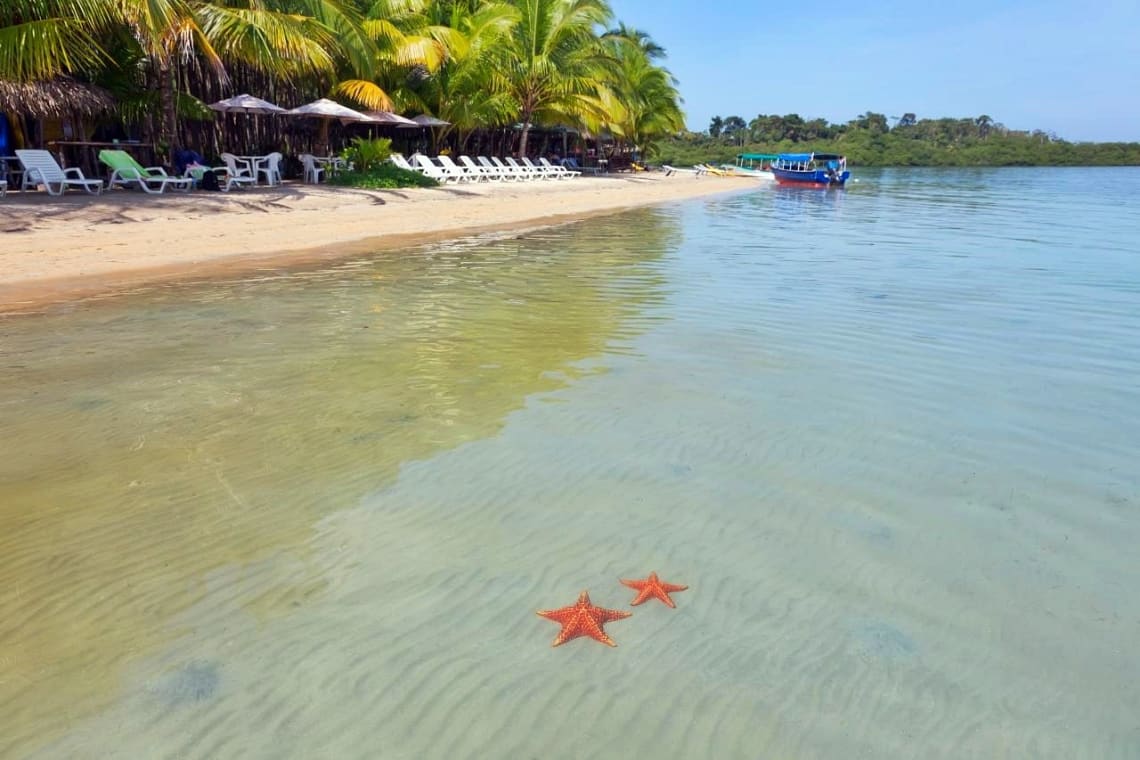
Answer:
[
  {"xmin": 537, "ymin": 590, "xmax": 632, "ymax": 647},
  {"xmin": 620, "ymin": 572, "xmax": 688, "ymax": 608}
]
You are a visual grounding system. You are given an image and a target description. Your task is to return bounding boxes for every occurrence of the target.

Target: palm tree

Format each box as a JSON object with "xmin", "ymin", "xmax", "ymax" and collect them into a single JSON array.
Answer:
[
  {"xmin": 116, "ymin": 0, "xmax": 379, "ymax": 160},
  {"xmin": 331, "ymin": 0, "xmax": 452, "ymax": 112},
  {"xmin": 0, "ymin": 0, "xmax": 114, "ymax": 81},
  {"xmin": 493, "ymin": 0, "xmax": 614, "ymax": 156},
  {"xmin": 721, "ymin": 114, "xmax": 746, "ymax": 143},
  {"xmin": 708, "ymin": 115, "xmax": 723, "ymax": 138},
  {"xmin": 593, "ymin": 29, "xmax": 681, "ymax": 156},
  {"xmin": 413, "ymin": 1, "xmax": 519, "ymax": 147},
  {"xmin": 975, "ymin": 114, "xmax": 994, "ymax": 139},
  {"xmin": 603, "ymin": 22, "xmax": 665, "ymax": 60}
]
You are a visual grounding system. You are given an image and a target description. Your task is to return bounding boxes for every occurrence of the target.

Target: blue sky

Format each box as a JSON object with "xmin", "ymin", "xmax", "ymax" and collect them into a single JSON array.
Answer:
[{"xmin": 608, "ymin": 0, "xmax": 1140, "ymax": 142}]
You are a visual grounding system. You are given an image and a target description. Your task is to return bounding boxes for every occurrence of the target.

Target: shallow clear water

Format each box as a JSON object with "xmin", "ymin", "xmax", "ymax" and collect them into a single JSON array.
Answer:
[{"xmin": 2, "ymin": 168, "xmax": 1139, "ymax": 759}]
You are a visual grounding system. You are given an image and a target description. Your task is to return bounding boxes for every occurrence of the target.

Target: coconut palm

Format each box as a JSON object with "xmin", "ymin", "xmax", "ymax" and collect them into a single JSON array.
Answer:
[
  {"xmin": 413, "ymin": 1, "xmax": 519, "ymax": 146},
  {"xmin": 145, "ymin": 0, "xmax": 378, "ymax": 157},
  {"xmin": 493, "ymin": 0, "xmax": 614, "ymax": 156},
  {"xmin": 603, "ymin": 22, "xmax": 665, "ymax": 60},
  {"xmin": 0, "ymin": 0, "xmax": 116, "ymax": 82},
  {"xmin": 331, "ymin": 0, "xmax": 459, "ymax": 111},
  {"xmin": 592, "ymin": 29, "xmax": 682, "ymax": 157}
]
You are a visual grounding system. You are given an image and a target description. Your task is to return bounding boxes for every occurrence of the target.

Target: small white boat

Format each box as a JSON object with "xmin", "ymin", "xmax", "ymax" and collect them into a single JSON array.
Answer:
[
  {"xmin": 718, "ymin": 153, "xmax": 777, "ymax": 181},
  {"xmin": 718, "ymin": 164, "xmax": 775, "ymax": 181}
]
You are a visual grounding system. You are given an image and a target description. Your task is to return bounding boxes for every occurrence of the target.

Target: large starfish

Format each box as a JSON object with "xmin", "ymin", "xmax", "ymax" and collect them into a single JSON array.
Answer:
[
  {"xmin": 537, "ymin": 590, "xmax": 632, "ymax": 647},
  {"xmin": 620, "ymin": 572, "xmax": 689, "ymax": 608}
]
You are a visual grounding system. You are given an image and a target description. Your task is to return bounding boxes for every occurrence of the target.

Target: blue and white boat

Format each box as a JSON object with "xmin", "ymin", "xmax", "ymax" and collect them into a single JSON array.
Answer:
[{"xmin": 771, "ymin": 153, "xmax": 850, "ymax": 187}]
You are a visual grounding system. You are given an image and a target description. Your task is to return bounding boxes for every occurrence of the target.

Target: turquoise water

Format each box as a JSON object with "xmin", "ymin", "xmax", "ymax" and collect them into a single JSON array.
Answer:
[{"xmin": 2, "ymin": 168, "xmax": 1139, "ymax": 758}]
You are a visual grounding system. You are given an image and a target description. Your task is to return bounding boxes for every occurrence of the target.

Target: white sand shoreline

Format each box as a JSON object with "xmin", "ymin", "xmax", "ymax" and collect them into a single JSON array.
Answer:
[{"xmin": 0, "ymin": 174, "xmax": 753, "ymax": 312}]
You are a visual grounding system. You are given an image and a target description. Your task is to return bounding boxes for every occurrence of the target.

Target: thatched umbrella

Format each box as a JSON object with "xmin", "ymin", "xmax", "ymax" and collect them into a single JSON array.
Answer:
[{"xmin": 287, "ymin": 98, "xmax": 372, "ymax": 154}]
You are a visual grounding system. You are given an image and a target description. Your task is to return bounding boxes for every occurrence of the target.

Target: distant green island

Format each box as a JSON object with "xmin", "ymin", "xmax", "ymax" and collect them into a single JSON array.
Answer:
[{"xmin": 656, "ymin": 112, "xmax": 1140, "ymax": 167}]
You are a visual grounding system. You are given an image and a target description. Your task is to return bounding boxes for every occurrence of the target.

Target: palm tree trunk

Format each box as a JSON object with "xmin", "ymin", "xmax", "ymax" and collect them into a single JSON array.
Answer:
[
  {"xmin": 158, "ymin": 55, "xmax": 177, "ymax": 166},
  {"xmin": 518, "ymin": 108, "xmax": 532, "ymax": 156}
]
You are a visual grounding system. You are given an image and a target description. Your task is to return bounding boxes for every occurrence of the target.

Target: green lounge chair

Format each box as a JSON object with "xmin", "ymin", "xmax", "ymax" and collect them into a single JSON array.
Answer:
[{"xmin": 98, "ymin": 149, "xmax": 192, "ymax": 194}]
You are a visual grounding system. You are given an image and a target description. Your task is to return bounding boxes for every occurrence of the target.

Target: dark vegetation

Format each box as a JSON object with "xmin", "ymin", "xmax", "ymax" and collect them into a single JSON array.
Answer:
[{"xmin": 655, "ymin": 112, "xmax": 1140, "ymax": 167}]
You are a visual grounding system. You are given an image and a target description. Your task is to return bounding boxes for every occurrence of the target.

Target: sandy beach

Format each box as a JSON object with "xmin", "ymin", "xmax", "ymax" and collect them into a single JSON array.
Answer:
[{"xmin": 0, "ymin": 173, "xmax": 751, "ymax": 311}]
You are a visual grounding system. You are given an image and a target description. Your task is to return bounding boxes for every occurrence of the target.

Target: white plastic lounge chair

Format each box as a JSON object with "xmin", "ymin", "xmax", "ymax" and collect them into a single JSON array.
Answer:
[
  {"xmin": 491, "ymin": 156, "xmax": 530, "ymax": 181},
  {"xmin": 390, "ymin": 153, "xmax": 415, "ymax": 172},
  {"xmin": 394, "ymin": 152, "xmax": 442, "ymax": 182},
  {"xmin": 460, "ymin": 155, "xmax": 502, "ymax": 181},
  {"xmin": 16, "ymin": 149, "xmax": 104, "ymax": 195},
  {"xmin": 300, "ymin": 154, "xmax": 325, "ymax": 184},
  {"xmin": 99, "ymin": 149, "xmax": 191, "ymax": 194},
  {"xmin": 540, "ymin": 157, "xmax": 579, "ymax": 178},
  {"xmin": 521, "ymin": 157, "xmax": 561, "ymax": 180},
  {"xmin": 479, "ymin": 156, "xmax": 517, "ymax": 181},
  {"xmin": 414, "ymin": 154, "xmax": 465, "ymax": 183},
  {"xmin": 562, "ymin": 157, "xmax": 601, "ymax": 176},
  {"xmin": 437, "ymin": 154, "xmax": 484, "ymax": 182},
  {"xmin": 392, "ymin": 154, "xmax": 446, "ymax": 182},
  {"xmin": 504, "ymin": 157, "xmax": 543, "ymax": 181},
  {"xmin": 256, "ymin": 152, "xmax": 283, "ymax": 186},
  {"xmin": 662, "ymin": 164, "xmax": 701, "ymax": 177}
]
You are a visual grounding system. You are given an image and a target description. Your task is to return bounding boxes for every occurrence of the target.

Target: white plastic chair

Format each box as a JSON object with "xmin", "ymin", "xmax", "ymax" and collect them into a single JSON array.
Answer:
[
  {"xmin": 300, "ymin": 154, "xmax": 325, "ymax": 184},
  {"xmin": 0, "ymin": 179, "xmax": 6, "ymax": 197},
  {"xmin": 16, "ymin": 149, "xmax": 104, "ymax": 195},
  {"xmin": 256, "ymin": 152, "xmax": 283, "ymax": 186},
  {"xmin": 215, "ymin": 151, "xmax": 256, "ymax": 186}
]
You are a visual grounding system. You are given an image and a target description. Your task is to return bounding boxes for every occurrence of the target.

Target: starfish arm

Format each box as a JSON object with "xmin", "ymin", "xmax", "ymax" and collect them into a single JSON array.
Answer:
[
  {"xmin": 630, "ymin": 587, "xmax": 654, "ymax": 606},
  {"xmin": 579, "ymin": 614, "xmax": 617, "ymax": 647},
  {"xmin": 551, "ymin": 621, "xmax": 580, "ymax": 647},
  {"xmin": 660, "ymin": 582, "xmax": 689, "ymax": 593},
  {"xmin": 595, "ymin": 607, "xmax": 633, "ymax": 623},
  {"xmin": 651, "ymin": 586, "xmax": 677, "ymax": 608}
]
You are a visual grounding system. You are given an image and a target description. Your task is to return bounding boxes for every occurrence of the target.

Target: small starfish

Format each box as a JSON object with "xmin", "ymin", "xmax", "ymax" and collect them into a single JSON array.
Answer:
[
  {"xmin": 620, "ymin": 572, "xmax": 688, "ymax": 608},
  {"xmin": 537, "ymin": 590, "xmax": 632, "ymax": 647}
]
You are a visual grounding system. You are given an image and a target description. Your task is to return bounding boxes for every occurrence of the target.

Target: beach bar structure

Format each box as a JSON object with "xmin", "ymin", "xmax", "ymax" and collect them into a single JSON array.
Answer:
[{"xmin": 0, "ymin": 78, "xmax": 120, "ymax": 177}]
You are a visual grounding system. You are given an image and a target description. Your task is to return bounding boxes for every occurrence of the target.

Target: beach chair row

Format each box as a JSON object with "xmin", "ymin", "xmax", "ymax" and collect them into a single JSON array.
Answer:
[
  {"xmin": 1, "ymin": 149, "xmax": 293, "ymax": 197},
  {"xmin": 392, "ymin": 154, "xmax": 582, "ymax": 183}
]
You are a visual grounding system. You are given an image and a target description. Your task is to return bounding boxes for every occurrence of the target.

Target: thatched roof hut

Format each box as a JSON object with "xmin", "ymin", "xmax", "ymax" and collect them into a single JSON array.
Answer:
[{"xmin": 0, "ymin": 78, "xmax": 115, "ymax": 119}]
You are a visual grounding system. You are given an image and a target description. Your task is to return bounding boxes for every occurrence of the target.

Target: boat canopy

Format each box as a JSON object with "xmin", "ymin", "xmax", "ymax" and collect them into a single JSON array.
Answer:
[
  {"xmin": 776, "ymin": 152, "xmax": 845, "ymax": 162},
  {"xmin": 738, "ymin": 153, "xmax": 778, "ymax": 160}
]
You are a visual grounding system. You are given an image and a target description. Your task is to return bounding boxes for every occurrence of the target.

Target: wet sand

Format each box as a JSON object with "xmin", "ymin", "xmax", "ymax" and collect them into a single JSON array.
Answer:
[{"xmin": 0, "ymin": 173, "xmax": 751, "ymax": 312}]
